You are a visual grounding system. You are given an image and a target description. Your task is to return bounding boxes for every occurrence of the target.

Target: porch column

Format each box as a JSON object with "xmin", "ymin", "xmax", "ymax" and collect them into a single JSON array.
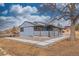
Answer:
[
  {"xmin": 48, "ymin": 30, "xmax": 50, "ymax": 37},
  {"xmin": 53, "ymin": 28, "xmax": 55, "ymax": 38},
  {"xmin": 58, "ymin": 29, "xmax": 60, "ymax": 37},
  {"xmin": 39, "ymin": 30, "xmax": 41, "ymax": 36}
]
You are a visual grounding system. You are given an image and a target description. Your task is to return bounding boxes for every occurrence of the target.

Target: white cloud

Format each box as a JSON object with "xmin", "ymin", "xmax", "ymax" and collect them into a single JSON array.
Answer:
[
  {"xmin": 9, "ymin": 4, "xmax": 50, "ymax": 26},
  {"xmin": 76, "ymin": 4, "xmax": 79, "ymax": 11},
  {"xmin": 23, "ymin": 6, "xmax": 38, "ymax": 14},
  {"xmin": 2, "ymin": 10, "xmax": 8, "ymax": 14},
  {"xmin": 0, "ymin": 3, "xmax": 5, "ymax": 6},
  {"xmin": 0, "ymin": 14, "xmax": 50, "ymax": 27},
  {"xmin": 0, "ymin": 16, "xmax": 17, "ymax": 31},
  {"xmin": 0, "ymin": 16, "xmax": 17, "ymax": 22},
  {"xmin": 53, "ymin": 18, "xmax": 71, "ymax": 27},
  {"xmin": 15, "ymin": 15, "xmax": 50, "ymax": 26},
  {"xmin": 56, "ymin": 3, "xmax": 67, "ymax": 8},
  {"xmin": 10, "ymin": 4, "xmax": 38, "ymax": 15},
  {"xmin": 59, "ymin": 18, "xmax": 71, "ymax": 26},
  {"xmin": 10, "ymin": 5, "xmax": 23, "ymax": 15}
]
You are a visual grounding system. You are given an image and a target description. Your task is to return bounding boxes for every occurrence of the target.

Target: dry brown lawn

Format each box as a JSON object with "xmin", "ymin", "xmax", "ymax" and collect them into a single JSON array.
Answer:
[
  {"xmin": 0, "ymin": 38, "xmax": 79, "ymax": 56},
  {"xmin": 0, "ymin": 31, "xmax": 79, "ymax": 56}
]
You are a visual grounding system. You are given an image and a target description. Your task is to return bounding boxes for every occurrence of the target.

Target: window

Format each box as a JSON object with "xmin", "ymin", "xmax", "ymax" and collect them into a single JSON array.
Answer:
[
  {"xmin": 46, "ymin": 25, "xmax": 52, "ymax": 31},
  {"xmin": 20, "ymin": 27, "xmax": 24, "ymax": 32},
  {"xmin": 34, "ymin": 26, "xmax": 43, "ymax": 31}
]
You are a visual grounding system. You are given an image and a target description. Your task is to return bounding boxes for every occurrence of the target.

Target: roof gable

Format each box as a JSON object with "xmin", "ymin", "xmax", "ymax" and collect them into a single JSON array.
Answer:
[{"xmin": 19, "ymin": 21, "xmax": 35, "ymax": 27}]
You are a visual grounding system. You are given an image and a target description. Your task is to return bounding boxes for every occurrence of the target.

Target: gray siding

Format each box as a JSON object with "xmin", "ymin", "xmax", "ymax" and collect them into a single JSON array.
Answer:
[{"xmin": 20, "ymin": 27, "xmax": 34, "ymax": 37}]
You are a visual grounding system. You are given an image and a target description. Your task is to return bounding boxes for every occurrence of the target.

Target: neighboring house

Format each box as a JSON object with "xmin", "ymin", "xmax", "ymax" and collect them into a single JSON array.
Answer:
[{"xmin": 19, "ymin": 21, "xmax": 63, "ymax": 37}]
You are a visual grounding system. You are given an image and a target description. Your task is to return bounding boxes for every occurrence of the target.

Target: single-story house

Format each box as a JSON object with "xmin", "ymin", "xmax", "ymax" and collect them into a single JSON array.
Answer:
[{"xmin": 19, "ymin": 21, "xmax": 63, "ymax": 37}]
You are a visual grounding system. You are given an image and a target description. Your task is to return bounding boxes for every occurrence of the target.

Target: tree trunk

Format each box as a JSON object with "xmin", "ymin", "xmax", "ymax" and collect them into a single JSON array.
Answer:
[
  {"xmin": 70, "ymin": 20, "xmax": 76, "ymax": 40},
  {"xmin": 58, "ymin": 29, "xmax": 60, "ymax": 37},
  {"xmin": 68, "ymin": 3, "xmax": 76, "ymax": 40},
  {"xmin": 53, "ymin": 29, "xmax": 56, "ymax": 37}
]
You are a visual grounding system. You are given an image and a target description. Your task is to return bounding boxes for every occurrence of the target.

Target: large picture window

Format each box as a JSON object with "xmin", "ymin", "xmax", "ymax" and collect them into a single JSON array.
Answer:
[
  {"xmin": 34, "ymin": 25, "xmax": 53, "ymax": 31},
  {"xmin": 34, "ymin": 26, "xmax": 43, "ymax": 31}
]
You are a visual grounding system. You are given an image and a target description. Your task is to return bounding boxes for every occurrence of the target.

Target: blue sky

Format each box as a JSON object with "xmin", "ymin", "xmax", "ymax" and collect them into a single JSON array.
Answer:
[
  {"xmin": 0, "ymin": 3, "xmax": 59, "ymax": 16},
  {"xmin": 0, "ymin": 3, "xmax": 71, "ymax": 31},
  {"xmin": 0, "ymin": 3, "xmax": 41, "ymax": 16}
]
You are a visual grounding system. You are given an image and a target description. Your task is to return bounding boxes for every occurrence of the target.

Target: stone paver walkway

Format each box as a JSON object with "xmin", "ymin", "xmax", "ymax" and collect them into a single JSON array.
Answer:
[{"xmin": 5, "ymin": 36, "xmax": 69, "ymax": 47}]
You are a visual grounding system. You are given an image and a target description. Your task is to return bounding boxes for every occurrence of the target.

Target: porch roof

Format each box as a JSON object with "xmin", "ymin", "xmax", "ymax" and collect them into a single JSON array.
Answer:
[{"xmin": 19, "ymin": 21, "xmax": 64, "ymax": 29}]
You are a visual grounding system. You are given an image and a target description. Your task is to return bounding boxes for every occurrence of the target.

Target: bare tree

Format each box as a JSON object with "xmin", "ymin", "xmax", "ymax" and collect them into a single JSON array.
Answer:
[
  {"xmin": 68, "ymin": 4, "xmax": 76, "ymax": 40},
  {"xmin": 68, "ymin": 3, "xmax": 79, "ymax": 40},
  {"xmin": 39, "ymin": 3, "xmax": 79, "ymax": 40}
]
